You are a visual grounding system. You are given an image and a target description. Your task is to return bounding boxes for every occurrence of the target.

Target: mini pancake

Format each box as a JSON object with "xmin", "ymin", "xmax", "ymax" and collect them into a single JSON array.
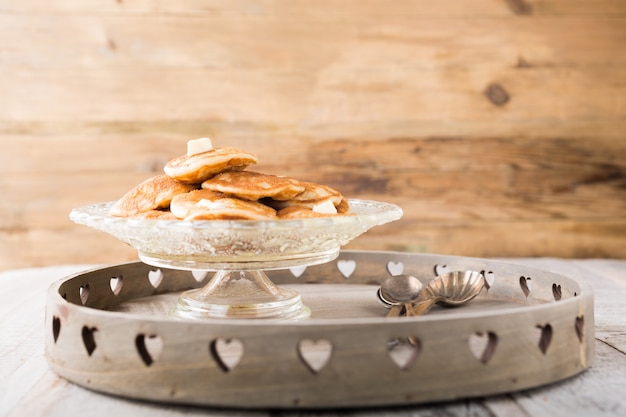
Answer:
[
  {"xmin": 183, "ymin": 198, "xmax": 277, "ymax": 221},
  {"xmin": 276, "ymin": 206, "xmax": 330, "ymax": 219},
  {"xmin": 169, "ymin": 189, "xmax": 227, "ymax": 219},
  {"xmin": 164, "ymin": 147, "xmax": 258, "ymax": 184},
  {"xmin": 201, "ymin": 171, "xmax": 305, "ymax": 201},
  {"xmin": 133, "ymin": 209, "xmax": 179, "ymax": 220},
  {"xmin": 109, "ymin": 175, "xmax": 197, "ymax": 217},
  {"xmin": 265, "ymin": 181, "xmax": 350, "ymax": 213}
]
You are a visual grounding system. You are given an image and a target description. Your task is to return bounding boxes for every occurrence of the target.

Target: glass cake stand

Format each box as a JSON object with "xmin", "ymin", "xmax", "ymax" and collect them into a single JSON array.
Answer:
[{"xmin": 70, "ymin": 199, "xmax": 403, "ymax": 320}]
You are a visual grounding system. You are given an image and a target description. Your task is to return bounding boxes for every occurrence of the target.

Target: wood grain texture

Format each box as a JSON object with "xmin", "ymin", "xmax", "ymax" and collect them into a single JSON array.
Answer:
[
  {"xmin": 41, "ymin": 254, "xmax": 595, "ymax": 408},
  {"xmin": 1, "ymin": 258, "xmax": 625, "ymax": 415},
  {"xmin": 1, "ymin": 0, "xmax": 625, "ymax": 269}
]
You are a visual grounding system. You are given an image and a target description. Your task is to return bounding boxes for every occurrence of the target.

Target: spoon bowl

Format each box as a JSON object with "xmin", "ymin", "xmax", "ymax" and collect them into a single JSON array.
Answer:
[
  {"xmin": 410, "ymin": 270, "xmax": 485, "ymax": 315},
  {"xmin": 377, "ymin": 275, "xmax": 424, "ymax": 317},
  {"xmin": 427, "ymin": 270, "xmax": 485, "ymax": 306}
]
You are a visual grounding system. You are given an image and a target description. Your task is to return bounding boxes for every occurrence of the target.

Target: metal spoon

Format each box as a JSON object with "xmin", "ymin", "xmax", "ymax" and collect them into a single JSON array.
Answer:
[
  {"xmin": 408, "ymin": 270, "xmax": 485, "ymax": 316},
  {"xmin": 377, "ymin": 275, "xmax": 424, "ymax": 317}
]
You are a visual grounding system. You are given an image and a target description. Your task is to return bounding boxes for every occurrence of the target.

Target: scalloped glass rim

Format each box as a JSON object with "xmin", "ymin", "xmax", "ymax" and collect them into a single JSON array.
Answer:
[{"xmin": 69, "ymin": 199, "xmax": 403, "ymax": 270}]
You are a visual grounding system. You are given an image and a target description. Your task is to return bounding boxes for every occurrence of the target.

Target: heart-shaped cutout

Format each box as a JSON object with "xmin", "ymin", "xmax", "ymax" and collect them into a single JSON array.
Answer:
[
  {"xmin": 552, "ymin": 283, "xmax": 562, "ymax": 301},
  {"xmin": 575, "ymin": 316, "xmax": 585, "ymax": 343},
  {"xmin": 537, "ymin": 324, "xmax": 552, "ymax": 355},
  {"xmin": 298, "ymin": 339, "xmax": 333, "ymax": 374},
  {"xmin": 136, "ymin": 334, "xmax": 163, "ymax": 366},
  {"xmin": 337, "ymin": 260, "xmax": 356, "ymax": 279},
  {"xmin": 191, "ymin": 270, "xmax": 209, "ymax": 282},
  {"xmin": 81, "ymin": 326, "xmax": 98, "ymax": 356},
  {"xmin": 79, "ymin": 283, "xmax": 90, "ymax": 305},
  {"xmin": 482, "ymin": 270, "xmax": 495, "ymax": 289},
  {"xmin": 148, "ymin": 269, "xmax": 164, "ymax": 288},
  {"xmin": 386, "ymin": 261, "xmax": 404, "ymax": 277},
  {"xmin": 519, "ymin": 276, "xmax": 532, "ymax": 298},
  {"xmin": 468, "ymin": 331, "xmax": 498, "ymax": 364},
  {"xmin": 110, "ymin": 276, "xmax": 123, "ymax": 295},
  {"xmin": 52, "ymin": 316, "xmax": 61, "ymax": 343},
  {"xmin": 210, "ymin": 338, "xmax": 244, "ymax": 372},
  {"xmin": 289, "ymin": 265, "xmax": 307, "ymax": 278},
  {"xmin": 434, "ymin": 264, "xmax": 450, "ymax": 276},
  {"xmin": 387, "ymin": 337, "xmax": 420, "ymax": 371}
]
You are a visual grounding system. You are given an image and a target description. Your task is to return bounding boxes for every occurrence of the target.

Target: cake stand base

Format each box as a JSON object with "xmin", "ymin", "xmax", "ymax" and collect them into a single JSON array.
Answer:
[{"xmin": 169, "ymin": 270, "xmax": 311, "ymax": 320}]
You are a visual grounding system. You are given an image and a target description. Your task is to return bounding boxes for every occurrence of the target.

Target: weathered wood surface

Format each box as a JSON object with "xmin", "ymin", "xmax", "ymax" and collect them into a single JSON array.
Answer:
[
  {"xmin": 1, "ymin": 258, "xmax": 625, "ymax": 416},
  {"xmin": 41, "ymin": 253, "xmax": 596, "ymax": 407},
  {"xmin": 1, "ymin": 0, "xmax": 625, "ymax": 269}
]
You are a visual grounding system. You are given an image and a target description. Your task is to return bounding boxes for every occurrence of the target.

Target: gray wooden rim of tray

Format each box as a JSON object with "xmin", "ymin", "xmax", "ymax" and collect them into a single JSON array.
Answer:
[{"xmin": 45, "ymin": 250, "xmax": 594, "ymax": 410}]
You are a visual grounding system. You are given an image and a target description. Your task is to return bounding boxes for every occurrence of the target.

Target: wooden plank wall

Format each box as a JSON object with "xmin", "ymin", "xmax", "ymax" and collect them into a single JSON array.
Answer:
[{"xmin": 1, "ymin": 0, "xmax": 625, "ymax": 270}]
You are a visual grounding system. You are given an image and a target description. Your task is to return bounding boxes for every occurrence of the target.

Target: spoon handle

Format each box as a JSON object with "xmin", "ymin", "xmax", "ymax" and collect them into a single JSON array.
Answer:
[
  {"xmin": 407, "ymin": 298, "xmax": 437, "ymax": 316},
  {"xmin": 385, "ymin": 305, "xmax": 404, "ymax": 318}
]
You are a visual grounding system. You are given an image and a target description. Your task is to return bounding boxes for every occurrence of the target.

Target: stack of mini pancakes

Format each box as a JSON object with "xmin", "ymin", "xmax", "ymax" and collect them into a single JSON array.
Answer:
[{"xmin": 110, "ymin": 140, "xmax": 350, "ymax": 221}]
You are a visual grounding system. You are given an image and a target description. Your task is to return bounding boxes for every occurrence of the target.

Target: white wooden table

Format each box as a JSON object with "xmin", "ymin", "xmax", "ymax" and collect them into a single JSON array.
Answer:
[{"xmin": 1, "ymin": 259, "xmax": 625, "ymax": 417}]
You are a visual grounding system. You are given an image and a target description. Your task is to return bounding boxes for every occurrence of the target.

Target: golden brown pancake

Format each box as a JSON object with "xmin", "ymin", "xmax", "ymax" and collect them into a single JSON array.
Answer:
[
  {"xmin": 265, "ymin": 181, "xmax": 350, "ymax": 213},
  {"xmin": 169, "ymin": 189, "xmax": 226, "ymax": 219},
  {"xmin": 183, "ymin": 198, "xmax": 277, "ymax": 220},
  {"xmin": 201, "ymin": 171, "xmax": 305, "ymax": 201},
  {"xmin": 276, "ymin": 206, "xmax": 331, "ymax": 219},
  {"xmin": 164, "ymin": 147, "xmax": 258, "ymax": 184},
  {"xmin": 170, "ymin": 189, "xmax": 276, "ymax": 220},
  {"xmin": 109, "ymin": 175, "xmax": 197, "ymax": 217},
  {"xmin": 133, "ymin": 209, "xmax": 179, "ymax": 220}
]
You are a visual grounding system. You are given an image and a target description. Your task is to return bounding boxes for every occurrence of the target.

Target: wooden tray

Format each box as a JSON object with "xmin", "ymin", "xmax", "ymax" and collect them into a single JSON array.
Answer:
[{"xmin": 45, "ymin": 251, "xmax": 594, "ymax": 409}]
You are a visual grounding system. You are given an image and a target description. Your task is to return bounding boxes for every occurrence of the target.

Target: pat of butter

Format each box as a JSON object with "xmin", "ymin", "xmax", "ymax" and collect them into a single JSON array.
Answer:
[
  {"xmin": 187, "ymin": 138, "xmax": 213, "ymax": 156},
  {"xmin": 197, "ymin": 199, "xmax": 224, "ymax": 210},
  {"xmin": 312, "ymin": 200, "xmax": 337, "ymax": 214}
]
